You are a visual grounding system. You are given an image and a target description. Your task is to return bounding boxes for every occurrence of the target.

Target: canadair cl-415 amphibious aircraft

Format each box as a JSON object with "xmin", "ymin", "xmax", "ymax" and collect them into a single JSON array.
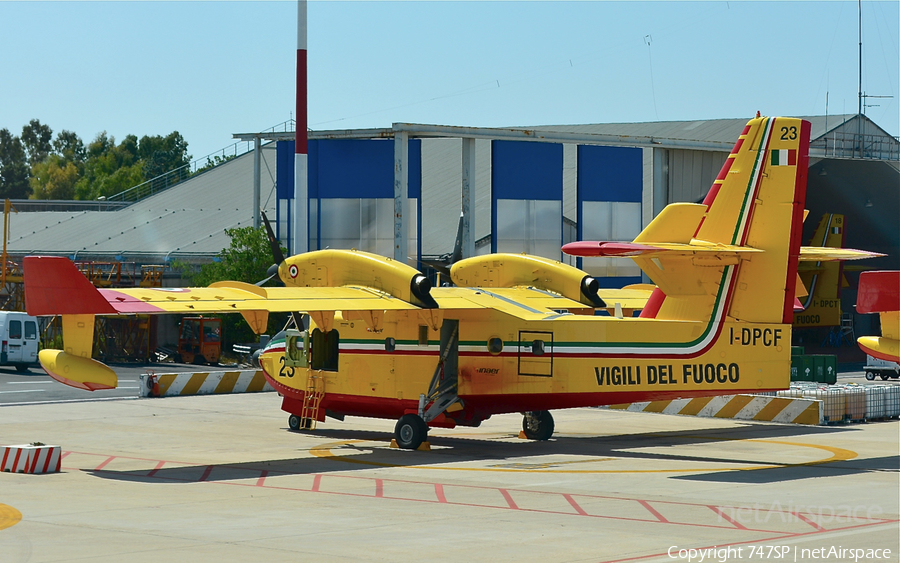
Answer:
[{"xmin": 24, "ymin": 116, "xmax": 880, "ymax": 449}]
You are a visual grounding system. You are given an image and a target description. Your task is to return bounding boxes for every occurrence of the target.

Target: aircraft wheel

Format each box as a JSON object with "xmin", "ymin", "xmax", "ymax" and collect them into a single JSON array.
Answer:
[
  {"xmin": 394, "ymin": 414, "xmax": 427, "ymax": 450},
  {"xmin": 288, "ymin": 414, "xmax": 302, "ymax": 430},
  {"xmin": 522, "ymin": 410, "xmax": 554, "ymax": 441},
  {"xmin": 865, "ymin": 371, "xmax": 876, "ymax": 381}
]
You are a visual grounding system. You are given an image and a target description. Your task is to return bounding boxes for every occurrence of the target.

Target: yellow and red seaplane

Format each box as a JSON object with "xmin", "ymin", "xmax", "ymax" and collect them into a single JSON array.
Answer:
[{"xmin": 23, "ymin": 115, "xmax": 879, "ymax": 449}]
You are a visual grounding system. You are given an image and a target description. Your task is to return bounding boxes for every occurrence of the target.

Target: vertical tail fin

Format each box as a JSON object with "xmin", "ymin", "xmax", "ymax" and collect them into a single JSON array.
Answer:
[
  {"xmin": 562, "ymin": 116, "xmax": 810, "ymax": 327},
  {"xmin": 626, "ymin": 117, "xmax": 810, "ymax": 324},
  {"xmin": 709, "ymin": 116, "xmax": 810, "ymax": 324}
]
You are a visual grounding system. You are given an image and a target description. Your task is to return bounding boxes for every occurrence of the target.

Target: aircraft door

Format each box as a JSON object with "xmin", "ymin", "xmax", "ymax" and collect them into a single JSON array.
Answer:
[
  {"xmin": 284, "ymin": 330, "xmax": 310, "ymax": 368},
  {"xmin": 518, "ymin": 330, "xmax": 553, "ymax": 377},
  {"xmin": 310, "ymin": 328, "xmax": 340, "ymax": 372}
]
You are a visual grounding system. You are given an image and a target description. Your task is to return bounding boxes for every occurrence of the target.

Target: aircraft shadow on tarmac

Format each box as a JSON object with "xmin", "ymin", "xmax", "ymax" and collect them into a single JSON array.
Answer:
[{"xmin": 84, "ymin": 419, "xmax": 892, "ymax": 486}]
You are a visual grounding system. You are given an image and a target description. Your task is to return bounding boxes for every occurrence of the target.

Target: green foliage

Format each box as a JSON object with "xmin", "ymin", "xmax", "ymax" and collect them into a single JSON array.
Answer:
[
  {"xmin": 193, "ymin": 153, "xmax": 236, "ymax": 176},
  {"xmin": 52, "ymin": 130, "xmax": 86, "ymax": 164},
  {"xmin": 140, "ymin": 131, "xmax": 190, "ymax": 180},
  {"xmin": 21, "ymin": 119, "xmax": 53, "ymax": 166},
  {"xmin": 30, "ymin": 155, "xmax": 80, "ymax": 200},
  {"xmin": 5, "ymin": 120, "xmax": 197, "ymax": 202},
  {"xmin": 188, "ymin": 226, "xmax": 289, "ymax": 346},
  {"xmin": 0, "ymin": 128, "xmax": 30, "ymax": 199}
]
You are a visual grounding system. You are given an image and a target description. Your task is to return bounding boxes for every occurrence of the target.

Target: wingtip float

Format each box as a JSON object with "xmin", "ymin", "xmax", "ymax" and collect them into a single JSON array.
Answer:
[{"xmin": 38, "ymin": 350, "xmax": 118, "ymax": 391}]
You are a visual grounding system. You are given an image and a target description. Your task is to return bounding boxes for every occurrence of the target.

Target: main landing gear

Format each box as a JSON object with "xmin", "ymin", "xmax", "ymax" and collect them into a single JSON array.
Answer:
[
  {"xmin": 522, "ymin": 410, "xmax": 555, "ymax": 441},
  {"xmin": 394, "ymin": 414, "xmax": 428, "ymax": 450}
]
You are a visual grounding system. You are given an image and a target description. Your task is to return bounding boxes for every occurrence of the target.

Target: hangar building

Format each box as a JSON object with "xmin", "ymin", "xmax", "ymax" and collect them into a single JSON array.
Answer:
[{"xmin": 7, "ymin": 113, "xmax": 898, "ymax": 291}]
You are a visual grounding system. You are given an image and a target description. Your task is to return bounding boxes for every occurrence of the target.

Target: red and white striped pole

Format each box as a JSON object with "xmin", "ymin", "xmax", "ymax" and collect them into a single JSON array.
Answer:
[{"xmin": 294, "ymin": 0, "xmax": 309, "ymax": 254}]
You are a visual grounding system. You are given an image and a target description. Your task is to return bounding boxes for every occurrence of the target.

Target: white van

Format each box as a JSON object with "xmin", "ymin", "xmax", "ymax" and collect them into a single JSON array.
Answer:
[{"xmin": 0, "ymin": 312, "xmax": 39, "ymax": 372}]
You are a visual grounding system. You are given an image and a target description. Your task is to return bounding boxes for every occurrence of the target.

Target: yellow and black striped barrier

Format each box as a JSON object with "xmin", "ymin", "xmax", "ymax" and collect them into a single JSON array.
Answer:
[
  {"xmin": 605, "ymin": 394, "xmax": 822, "ymax": 425},
  {"xmin": 140, "ymin": 370, "xmax": 272, "ymax": 398}
]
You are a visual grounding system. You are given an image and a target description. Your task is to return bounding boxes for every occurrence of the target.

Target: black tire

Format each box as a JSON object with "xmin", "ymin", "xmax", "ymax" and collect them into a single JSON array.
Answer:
[
  {"xmin": 522, "ymin": 410, "xmax": 555, "ymax": 441},
  {"xmin": 866, "ymin": 371, "xmax": 876, "ymax": 381},
  {"xmin": 394, "ymin": 414, "xmax": 428, "ymax": 450},
  {"xmin": 14, "ymin": 364, "xmax": 29, "ymax": 373},
  {"xmin": 288, "ymin": 414, "xmax": 302, "ymax": 430},
  {"xmin": 881, "ymin": 374, "xmax": 890, "ymax": 381}
]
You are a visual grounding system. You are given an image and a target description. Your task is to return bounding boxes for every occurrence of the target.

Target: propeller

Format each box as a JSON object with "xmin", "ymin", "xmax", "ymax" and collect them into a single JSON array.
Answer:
[
  {"xmin": 419, "ymin": 211, "xmax": 465, "ymax": 281},
  {"xmin": 259, "ymin": 210, "xmax": 306, "ymax": 330}
]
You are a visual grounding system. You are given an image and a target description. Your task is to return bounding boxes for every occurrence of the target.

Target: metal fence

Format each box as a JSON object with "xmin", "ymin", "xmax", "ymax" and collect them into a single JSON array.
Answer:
[
  {"xmin": 106, "ymin": 119, "xmax": 296, "ymax": 204},
  {"xmin": 810, "ymin": 131, "xmax": 900, "ymax": 161}
]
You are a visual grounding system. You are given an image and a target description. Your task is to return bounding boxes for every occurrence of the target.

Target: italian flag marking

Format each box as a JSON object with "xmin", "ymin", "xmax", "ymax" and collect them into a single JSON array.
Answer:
[{"xmin": 770, "ymin": 149, "xmax": 797, "ymax": 166}]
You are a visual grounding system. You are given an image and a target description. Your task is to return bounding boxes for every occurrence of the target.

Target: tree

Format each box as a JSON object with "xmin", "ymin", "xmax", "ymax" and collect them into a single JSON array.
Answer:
[
  {"xmin": 187, "ymin": 226, "xmax": 288, "ymax": 346},
  {"xmin": 0, "ymin": 128, "xmax": 30, "ymax": 198},
  {"xmin": 139, "ymin": 131, "xmax": 191, "ymax": 180},
  {"xmin": 74, "ymin": 132, "xmax": 144, "ymax": 200},
  {"xmin": 21, "ymin": 119, "xmax": 53, "ymax": 167},
  {"xmin": 52, "ymin": 130, "xmax": 86, "ymax": 164},
  {"xmin": 30, "ymin": 155, "xmax": 79, "ymax": 199}
]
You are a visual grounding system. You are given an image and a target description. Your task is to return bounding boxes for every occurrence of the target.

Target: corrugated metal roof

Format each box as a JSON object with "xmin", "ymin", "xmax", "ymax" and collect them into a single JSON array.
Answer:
[
  {"xmin": 8, "ymin": 147, "xmax": 277, "ymax": 262},
  {"xmin": 9, "ymin": 115, "xmax": 894, "ymax": 264},
  {"xmin": 524, "ymin": 114, "xmax": 862, "ymax": 145}
]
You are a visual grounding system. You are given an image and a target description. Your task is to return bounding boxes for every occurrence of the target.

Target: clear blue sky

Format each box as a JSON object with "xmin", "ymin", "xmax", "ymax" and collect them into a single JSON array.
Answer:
[{"xmin": 2, "ymin": 1, "xmax": 897, "ymax": 164}]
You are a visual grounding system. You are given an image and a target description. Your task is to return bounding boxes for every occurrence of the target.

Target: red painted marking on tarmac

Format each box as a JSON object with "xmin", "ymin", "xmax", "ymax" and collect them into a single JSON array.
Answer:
[
  {"xmin": 563, "ymin": 494, "xmax": 588, "ymax": 516},
  {"xmin": 146, "ymin": 460, "xmax": 166, "ymax": 477},
  {"xmin": 638, "ymin": 499, "xmax": 669, "ymax": 523},
  {"xmin": 794, "ymin": 511, "xmax": 826, "ymax": 531},
  {"xmin": 708, "ymin": 505, "xmax": 748, "ymax": 530},
  {"xmin": 93, "ymin": 456, "xmax": 116, "ymax": 471},
  {"xmin": 199, "ymin": 465, "xmax": 214, "ymax": 482},
  {"xmin": 59, "ymin": 449, "xmax": 899, "ymax": 551},
  {"xmin": 256, "ymin": 470, "xmax": 268, "ymax": 487},
  {"xmin": 499, "ymin": 489, "xmax": 519, "ymax": 510},
  {"xmin": 60, "ymin": 451, "xmax": 72, "ymax": 459},
  {"xmin": 374, "ymin": 479, "xmax": 384, "ymax": 498}
]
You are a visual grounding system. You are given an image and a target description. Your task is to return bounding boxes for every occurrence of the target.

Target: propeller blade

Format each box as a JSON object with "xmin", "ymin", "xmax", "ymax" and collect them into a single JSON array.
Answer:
[
  {"xmin": 260, "ymin": 210, "xmax": 286, "ymax": 265},
  {"xmin": 254, "ymin": 272, "xmax": 278, "ymax": 287},
  {"xmin": 451, "ymin": 211, "xmax": 464, "ymax": 264}
]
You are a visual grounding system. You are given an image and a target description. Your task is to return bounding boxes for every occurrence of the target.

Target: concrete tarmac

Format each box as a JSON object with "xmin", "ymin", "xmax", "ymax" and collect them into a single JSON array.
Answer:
[{"xmin": 1, "ymin": 393, "xmax": 897, "ymax": 563}]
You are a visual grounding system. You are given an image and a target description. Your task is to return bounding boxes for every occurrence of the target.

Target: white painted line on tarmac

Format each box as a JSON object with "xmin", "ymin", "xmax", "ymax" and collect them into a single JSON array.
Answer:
[
  {"xmin": 5, "ymin": 381, "xmax": 55, "ymax": 385},
  {"xmin": 0, "ymin": 396, "xmax": 140, "ymax": 407},
  {"xmin": 0, "ymin": 389, "xmax": 46, "ymax": 394}
]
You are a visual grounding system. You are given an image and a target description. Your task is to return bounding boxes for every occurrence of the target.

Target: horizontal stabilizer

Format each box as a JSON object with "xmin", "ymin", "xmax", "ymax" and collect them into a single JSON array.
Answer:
[
  {"xmin": 562, "ymin": 240, "xmax": 762, "ymax": 260},
  {"xmin": 798, "ymin": 247, "xmax": 885, "ymax": 262},
  {"xmin": 24, "ymin": 256, "xmax": 116, "ymax": 316}
]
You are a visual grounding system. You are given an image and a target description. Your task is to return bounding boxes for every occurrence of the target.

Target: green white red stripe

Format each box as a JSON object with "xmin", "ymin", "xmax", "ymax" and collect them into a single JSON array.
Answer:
[{"xmin": 770, "ymin": 149, "xmax": 796, "ymax": 166}]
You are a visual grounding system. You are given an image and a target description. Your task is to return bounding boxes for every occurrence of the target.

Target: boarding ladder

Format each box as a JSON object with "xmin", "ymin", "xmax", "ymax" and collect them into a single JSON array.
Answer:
[{"xmin": 300, "ymin": 370, "xmax": 325, "ymax": 430}]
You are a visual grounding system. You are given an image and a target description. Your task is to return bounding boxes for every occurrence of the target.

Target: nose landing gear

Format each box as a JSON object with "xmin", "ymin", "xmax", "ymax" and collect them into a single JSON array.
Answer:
[{"xmin": 522, "ymin": 410, "xmax": 554, "ymax": 441}]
